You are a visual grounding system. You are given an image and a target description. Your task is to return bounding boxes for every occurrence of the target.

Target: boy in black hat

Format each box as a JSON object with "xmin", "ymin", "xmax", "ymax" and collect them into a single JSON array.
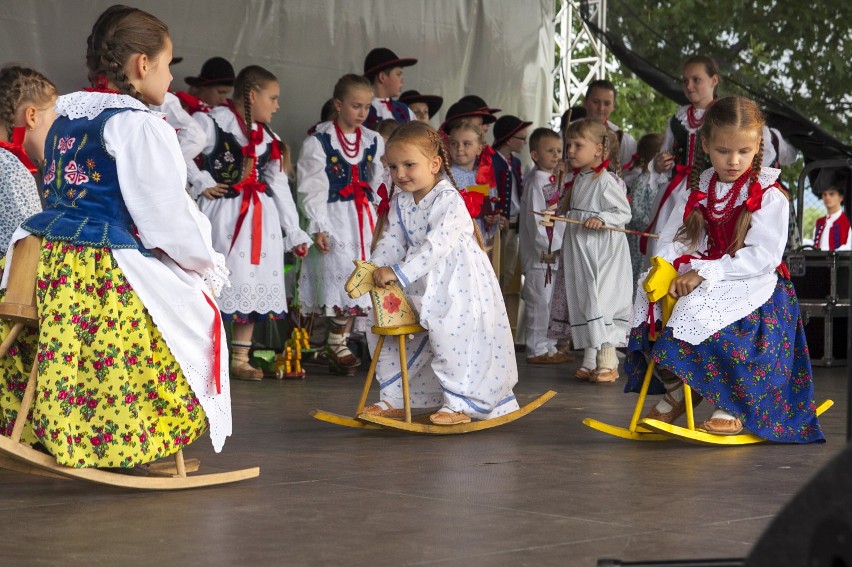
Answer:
[
  {"xmin": 813, "ymin": 167, "xmax": 852, "ymax": 251},
  {"xmin": 363, "ymin": 47, "xmax": 417, "ymax": 130},
  {"xmin": 399, "ymin": 90, "xmax": 443, "ymax": 123},
  {"xmin": 458, "ymin": 94, "xmax": 501, "ymax": 135},
  {"xmin": 491, "ymin": 115, "xmax": 532, "ymax": 335},
  {"xmin": 180, "ymin": 56, "xmax": 235, "ymax": 113}
]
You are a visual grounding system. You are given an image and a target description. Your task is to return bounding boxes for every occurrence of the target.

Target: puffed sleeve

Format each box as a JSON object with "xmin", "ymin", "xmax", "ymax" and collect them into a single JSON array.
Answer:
[
  {"xmin": 690, "ymin": 188, "xmax": 789, "ymax": 285},
  {"xmin": 392, "ymin": 190, "xmax": 471, "ymax": 287},
  {"xmin": 369, "ymin": 193, "xmax": 407, "ymax": 267},
  {"xmin": 296, "ymin": 134, "xmax": 333, "ymax": 236},
  {"xmin": 262, "ymin": 140, "xmax": 312, "ymax": 250},
  {"xmin": 186, "ymin": 112, "xmax": 219, "ymax": 199},
  {"xmin": 593, "ymin": 172, "xmax": 632, "ymax": 228},
  {"xmin": 105, "ymin": 111, "xmax": 228, "ymax": 294}
]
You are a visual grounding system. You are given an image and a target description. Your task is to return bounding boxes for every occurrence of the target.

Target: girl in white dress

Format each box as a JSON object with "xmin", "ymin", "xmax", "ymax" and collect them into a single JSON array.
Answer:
[
  {"xmin": 365, "ymin": 121, "xmax": 519, "ymax": 425},
  {"xmin": 193, "ymin": 66, "xmax": 311, "ymax": 380},
  {"xmin": 297, "ymin": 74, "xmax": 384, "ymax": 374}
]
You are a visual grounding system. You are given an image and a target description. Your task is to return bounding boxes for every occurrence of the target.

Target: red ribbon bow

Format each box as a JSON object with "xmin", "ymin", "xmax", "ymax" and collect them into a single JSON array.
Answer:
[
  {"xmin": 338, "ymin": 167, "xmax": 376, "ymax": 260},
  {"xmin": 229, "ymin": 178, "xmax": 267, "ymax": 265},
  {"xmin": 173, "ymin": 90, "xmax": 210, "ymax": 115},
  {"xmin": 745, "ymin": 180, "xmax": 763, "ymax": 212},
  {"xmin": 683, "ymin": 189, "xmax": 708, "ymax": 222},
  {"xmin": 376, "ymin": 182, "xmax": 390, "ymax": 219},
  {"xmin": 0, "ymin": 127, "xmax": 37, "ymax": 173},
  {"xmin": 475, "ymin": 145, "xmax": 497, "ymax": 188},
  {"xmin": 593, "ymin": 159, "xmax": 610, "ymax": 174},
  {"xmin": 623, "ymin": 153, "xmax": 640, "ymax": 171},
  {"xmin": 84, "ymin": 75, "xmax": 121, "ymax": 94},
  {"xmin": 459, "ymin": 189, "xmax": 485, "ymax": 218}
]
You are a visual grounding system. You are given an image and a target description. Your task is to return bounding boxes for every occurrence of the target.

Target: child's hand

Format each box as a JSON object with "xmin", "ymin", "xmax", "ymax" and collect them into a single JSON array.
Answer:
[
  {"xmin": 201, "ymin": 183, "xmax": 229, "ymax": 199},
  {"xmin": 497, "ymin": 216, "xmax": 508, "ymax": 229},
  {"xmin": 653, "ymin": 152, "xmax": 674, "ymax": 174},
  {"xmin": 583, "ymin": 217, "xmax": 604, "ymax": 230},
  {"xmin": 668, "ymin": 270, "xmax": 705, "ymax": 298},
  {"xmin": 373, "ymin": 266, "xmax": 398, "ymax": 288},
  {"xmin": 292, "ymin": 243, "xmax": 308, "ymax": 257},
  {"xmin": 314, "ymin": 232, "xmax": 331, "ymax": 253}
]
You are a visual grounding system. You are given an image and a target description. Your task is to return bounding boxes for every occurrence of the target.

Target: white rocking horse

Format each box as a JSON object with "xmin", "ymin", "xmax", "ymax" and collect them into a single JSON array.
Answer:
[
  {"xmin": 310, "ymin": 260, "xmax": 556, "ymax": 434},
  {"xmin": 0, "ymin": 236, "xmax": 259, "ymax": 489}
]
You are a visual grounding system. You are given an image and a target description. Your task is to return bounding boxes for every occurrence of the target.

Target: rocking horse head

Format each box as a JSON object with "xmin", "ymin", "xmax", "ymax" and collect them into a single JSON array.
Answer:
[{"xmin": 344, "ymin": 260, "xmax": 420, "ymax": 328}]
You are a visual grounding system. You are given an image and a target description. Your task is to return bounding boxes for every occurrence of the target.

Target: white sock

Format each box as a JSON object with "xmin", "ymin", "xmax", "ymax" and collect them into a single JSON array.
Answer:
[
  {"xmin": 711, "ymin": 408, "xmax": 736, "ymax": 421},
  {"xmin": 582, "ymin": 348, "xmax": 597, "ymax": 370},
  {"xmin": 596, "ymin": 344, "xmax": 617, "ymax": 370},
  {"xmin": 654, "ymin": 373, "xmax": 684, "ymax": 413}
]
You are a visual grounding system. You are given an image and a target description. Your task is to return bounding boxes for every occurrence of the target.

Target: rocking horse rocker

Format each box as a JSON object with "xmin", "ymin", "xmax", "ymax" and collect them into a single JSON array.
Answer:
[
  {"xmin": 310, "ymin": 260, "xmax": 556, "ymax": 434},
  {"xmin": 0, "ymin": 236, "xmax": 259, "ymax": 489},
  {"xmin": 583, "ymin": 256, "xmax": 833, "ymax": 446}
]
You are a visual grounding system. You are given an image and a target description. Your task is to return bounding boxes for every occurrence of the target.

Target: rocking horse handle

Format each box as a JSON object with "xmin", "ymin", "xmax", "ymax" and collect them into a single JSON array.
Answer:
[{"xmin": 643, "ymin": 256, "xmax": 679, "ymax": 325}]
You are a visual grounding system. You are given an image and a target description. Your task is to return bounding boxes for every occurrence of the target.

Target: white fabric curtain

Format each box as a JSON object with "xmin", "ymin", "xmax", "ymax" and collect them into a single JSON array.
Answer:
[{"xmin": 1, "ymin": 0, "xmax": 554, "ymax": 155}]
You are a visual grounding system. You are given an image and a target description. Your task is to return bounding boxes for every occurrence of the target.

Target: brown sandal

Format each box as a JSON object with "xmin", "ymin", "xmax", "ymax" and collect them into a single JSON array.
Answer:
[
  {"xmin": 644, "ymin": 389, "xmax": 702, "ymax": 424},
  {"xmin": 361, "ymin": 401, "xmax": 405, "ymax": 419},
  {"xmin": 429, "ymin": 408, "xmax": 471, "ymax": 425},
  {"xmin": 699, "ymin": 417, "xmax": 744, "ymax": 435}
]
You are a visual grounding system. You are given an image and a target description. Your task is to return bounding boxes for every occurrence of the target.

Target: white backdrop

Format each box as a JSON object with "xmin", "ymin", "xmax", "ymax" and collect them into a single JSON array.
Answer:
[{"xmin": 1, "ymin": 0, "xmax": 554, "ymax": 155}]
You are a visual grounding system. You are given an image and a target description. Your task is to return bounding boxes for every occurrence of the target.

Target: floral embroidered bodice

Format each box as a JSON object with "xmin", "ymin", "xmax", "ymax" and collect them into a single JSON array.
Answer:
[{"xmin": 314, "ymin": 131, "xmax": 378, "ymax": 203}]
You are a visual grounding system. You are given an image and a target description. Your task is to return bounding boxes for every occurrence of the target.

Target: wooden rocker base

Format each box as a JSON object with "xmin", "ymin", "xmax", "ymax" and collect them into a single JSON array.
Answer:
[
  {"xmin": 309, "ymin": 409, "xmax": 383, "ymax": 430},
  {"xmin": 634, "ymin": 400, "xmax": 834, "ymax": 446},
  {"xmin": 354, "ymin": 390, "xmax": 557, "ymax": 435},
  {"xmin": 0, "ymin": 436, "xmax": 259, "ymax": 490},
  {"xmin": 582, "ymin": 418, "xmax": 670, "ymax": 441}
]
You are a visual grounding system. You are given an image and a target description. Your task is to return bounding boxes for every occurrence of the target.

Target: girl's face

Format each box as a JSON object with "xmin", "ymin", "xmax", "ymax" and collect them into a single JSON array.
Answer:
[
  {"xmin": 702, "ymin": 126, "xmax": 760, "ymax": 183},
  {"xmin": 448, "ymin": 128, "xmax": 482, "ymax": 169},
  {"xmin": 682, "ymin": 63, "xmax": 717, "ymax": 108},
  {"xmin": 565, "ymin": 133, "xmax": 603, "ymax": 171},
  {"xmin": 198, "ymin": 85, "xmax": 232, "ymax": 107},
  {"xmin": 385, "ymin": 141, "xmax": 441, "ymax": 202},
  {"xmin": 408, "ymin": 102, "xmax": 430, "ymax": 122},
  {"xmin": 334, "ymin": 86, "xmax": 372, "ymax": 131},
  {"xmin": 135, "ymin": 36, "xmax": 173, "ymax": 106},
  {"xmin": 250, "ymin": 81, "xmax": 281, "ymax": 124}
]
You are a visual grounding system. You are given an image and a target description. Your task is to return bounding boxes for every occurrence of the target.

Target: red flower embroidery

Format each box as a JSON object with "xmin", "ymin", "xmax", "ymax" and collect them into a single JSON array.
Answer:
[
  {"xmin": 63, "ymin": 160, "xmax": 89, "ymax": 185},
  {"xmin": 382, "ymin": 293, "xmax": 401, "ymax": 314}
]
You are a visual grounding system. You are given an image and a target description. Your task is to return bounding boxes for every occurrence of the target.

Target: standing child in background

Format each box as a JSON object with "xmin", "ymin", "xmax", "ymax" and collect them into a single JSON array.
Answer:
[
  {"xmin": 519, "ymin": 128, "xmax": 570, "ymax": 364},
  {"xmin": 625, "ymin": 96, "xmax": 823, "ymax": 441},
  {"xmin": 180, "ymin": 56, "xmax": 235, "ymax": 112},
  {"xmin": 0, "ymin": 5, "xmax": 233, "ymax": 466},
  {"xmin": 399, "ymin": 90, "xmax": 443, "ymax": 124},
  {"xmin": 193, "ymin": 65, "xmax": 311, "ymax": 380},
  {"xmin": 625, "ymin": 133, "xmax": 664, "ymax": 288},
  {"xmin": 560, "ymin": 119, "xmax": 632, "ymax": 383},
  {"xmin": 458, "ymin": 94, "xmax": 501, "ymax": 136},
  {"xmin": 365, "ymin": 121, "xmax": 519, "ymax": 424},
  {"xmin": 0, "ymin": 65, "xmax": 56, "ymax": 253},
  {"xmin": 363, "ymin": 48, "xmax": 417, "ymax": 130},
  {"xmin": 644, "ymin": 56, "xmax": 720, "ymax": 258},
  {"xmin": 813, "ymin": 168, "xmax": 851, "ymax": 251},
  {"xmin": 582, "ymin": 80, "xmax": 637, "ymax": 182},
  {"xmin": 297, "ymin": 74, "xmax": 384, "ymax": 374},
  {"xmin": 447, "ymin": 120, "xmax": 496, "ymax": 240}
]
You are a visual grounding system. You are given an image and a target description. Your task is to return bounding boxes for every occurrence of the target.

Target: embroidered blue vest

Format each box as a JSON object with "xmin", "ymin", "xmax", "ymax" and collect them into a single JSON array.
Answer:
[
  {"xmin": 492, "ymin": 152, "xmax": 522, "ymax": 218},
  {"xmin": 314, "ymin": 131, "xmax": 378, "ymax": 203},
  {"xmin": 364, "ymin": 100, "xmax": 411, "ymax": 131},
  {"xmin": 199, "ymin": 122, "xmax": 273, "ymax": 196},
  {"xmin": 25, "ymin": 108, "xmax": 151, "ymax": 255}
]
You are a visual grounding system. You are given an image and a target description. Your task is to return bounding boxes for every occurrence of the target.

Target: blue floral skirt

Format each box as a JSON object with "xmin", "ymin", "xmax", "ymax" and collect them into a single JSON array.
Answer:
[{"xmin": 624, "ymin": 278, "xmax": 824, "ymax": 443}]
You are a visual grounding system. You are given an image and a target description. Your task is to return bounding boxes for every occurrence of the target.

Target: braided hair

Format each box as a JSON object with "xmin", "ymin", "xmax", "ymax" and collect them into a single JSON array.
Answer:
[
  {"xmin": 85, "ymin": 5, "xmax": 169, "ymax": 101},
  {"xmin": 0, "ymin": 65, "xmax": 57, "ymax": 142},
  {"xmin": 675, "ymin": 96, "xmax": 766, "ymax": 254},
  {"xmin": 232, "ymin": 66, "xmax": 289, "ymax": 177},
  {"xmin": 374, "ymin": 120, "xmax": 486, "ymax": 250}
]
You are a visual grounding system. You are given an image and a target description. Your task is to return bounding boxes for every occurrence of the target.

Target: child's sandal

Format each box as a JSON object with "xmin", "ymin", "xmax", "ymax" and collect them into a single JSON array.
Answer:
[
  {"xmin": 428, "ymin": 407, "xmax": 471, "ymax": 425},
  {"xmin": 362, "ymin": 401, "xmax": 405, "ymax": 419}
]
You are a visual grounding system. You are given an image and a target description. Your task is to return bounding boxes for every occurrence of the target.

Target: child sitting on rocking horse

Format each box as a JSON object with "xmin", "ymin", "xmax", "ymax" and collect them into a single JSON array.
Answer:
[
  {"xmin": 364, "ymin": 121, "xmax": 520, "ymax": 425},
  {"xmin": 624, "ymin": 96, "xmax": 823, "ymax": 443}
]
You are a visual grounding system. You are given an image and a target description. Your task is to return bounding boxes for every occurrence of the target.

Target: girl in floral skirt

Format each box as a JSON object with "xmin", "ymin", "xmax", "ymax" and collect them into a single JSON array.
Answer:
[
  {"xmin": 0, "ymin": 5, "xmax": 233, "ymax": 468},
  {"xmin": 624, "ymin": 96, "xmax": 823, "ymax": 442}
]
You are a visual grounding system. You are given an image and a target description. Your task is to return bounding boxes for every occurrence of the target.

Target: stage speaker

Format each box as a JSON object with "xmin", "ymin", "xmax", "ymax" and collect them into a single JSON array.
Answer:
[{"xmin": 746, "ymin": 442, "xmax": 852, "ymax": 566}]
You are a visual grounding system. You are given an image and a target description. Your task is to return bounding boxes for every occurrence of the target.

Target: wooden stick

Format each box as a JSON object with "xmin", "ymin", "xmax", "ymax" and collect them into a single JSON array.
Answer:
[{"xmin": 533, "ymin": 211, "xmax": 659, "ymax": 239}]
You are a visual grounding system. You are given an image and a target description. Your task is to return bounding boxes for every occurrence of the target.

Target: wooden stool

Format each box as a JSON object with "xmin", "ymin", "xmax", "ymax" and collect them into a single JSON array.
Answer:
[{"xmin": 355, "ymin": 323, "xmax": 426, "ymax": 424}]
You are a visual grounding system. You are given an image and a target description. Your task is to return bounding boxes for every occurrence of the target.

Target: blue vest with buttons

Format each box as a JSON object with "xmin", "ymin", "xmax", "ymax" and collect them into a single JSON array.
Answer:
[
  {"xmin": 24, "ymin": 108, "xmax": 152, "ymax": 255},
  {"xmin": 314, "ymin": 131, "xmax": 378, "ymax": 203}
]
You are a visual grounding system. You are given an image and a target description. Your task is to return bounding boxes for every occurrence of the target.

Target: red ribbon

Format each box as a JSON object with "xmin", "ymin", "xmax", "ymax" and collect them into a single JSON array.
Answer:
[
  {"xmin": 640, "ymin": 163, "xmax": 692, "ymax": 254},
  {"xmin": 0, "ymin": 128, "xmax": 37, "ymax": 173},
  {"xmin": 683, "ymin": 189, "xmax": 708, "ymax": 222},
  {"xmin": 381, "ymin": 99, "xmax": 394, "ymax": 113},
  {"xmin": 338, "ymin": 167, "xmax": 375, "ymax": 260},
  {"xmin": 476, "ymin": 145, "xmax": 497, "ymax": 188},
  {"xmin": 229, "ymin": 178, "xmax": 266, "ymax": 264},
  {"xmin": 173, "ymin": 90, "xmax": 210, "ymax": 115},
  {"xmin": 593, "ymin": 159, "xmax": 610, "ymax": 174},
  {"xmin": 376, "ymin": 182, "xmax": 390, "ymax": 218},
  {"xmin": 623, "ymin": 153, "xmax": 640, "ymax": 171},
  {"xmin": 646, "ymin": 300, "xmax": 658, "ymax": 340},
  {"xmin": 202, "ymin": 292, "xmax": 223, "ymax": 394},
  {"xmin": 745, "ymin": 180, "xmax": 763, "ymax": 212},
  {"xmin": 459, "ymin": 189, "xmax": 485, "ymax": 218}
]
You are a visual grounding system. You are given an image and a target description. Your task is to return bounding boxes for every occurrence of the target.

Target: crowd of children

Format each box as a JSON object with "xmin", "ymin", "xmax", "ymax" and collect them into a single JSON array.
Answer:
[{"xmin": 0, "ymin": 3, "xmax": 828, "ymax": 466}]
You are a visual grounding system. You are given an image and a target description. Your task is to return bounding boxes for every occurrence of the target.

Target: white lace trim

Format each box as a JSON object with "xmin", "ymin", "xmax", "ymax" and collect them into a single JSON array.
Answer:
[
  {"xmin": 56, "ymin": 91, "xmax": 163, "ymax": 120},
  {"xmin": 691, "ymin": 258, "xmax": 725, "ymax": 291},
  {"xmin": 202, "ymin": 251, "xmax": 231, "ymax": 297},
  {"xmin": 675, "ymin": 104, "xmax": 706, "ymax": 131},
  {"xmin": 694, "ymin": 166, "xmax": 781, "ymax": 209}
]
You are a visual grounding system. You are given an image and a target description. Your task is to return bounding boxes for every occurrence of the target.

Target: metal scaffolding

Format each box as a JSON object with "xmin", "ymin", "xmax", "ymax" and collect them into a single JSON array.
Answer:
[{"xmin": 552, "ymin": 0, "xmax": 608, "ymax": 123}]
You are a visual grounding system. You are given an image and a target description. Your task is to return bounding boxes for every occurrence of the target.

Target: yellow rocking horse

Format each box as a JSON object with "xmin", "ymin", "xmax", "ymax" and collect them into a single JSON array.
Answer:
[
  {"xmin": 310, "ymin": 260, "xmax": 556, "ymax": 434},
  {"xmin": 583, "ymin": 256, "xmax": 833, "ymax": 446}
]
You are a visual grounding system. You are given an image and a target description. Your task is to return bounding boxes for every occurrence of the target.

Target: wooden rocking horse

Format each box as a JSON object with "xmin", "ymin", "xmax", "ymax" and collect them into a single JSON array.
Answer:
[
  {"xmin": 310, "ymin": 260, "xmax": 556, "ymax": 434},
  {"xmin": 0, "ymin": 236, "xmax": 259, "ymax": 489},
  {"xmin": 583, "ymin": 256, "xmax": 833, "ymax": 446}
]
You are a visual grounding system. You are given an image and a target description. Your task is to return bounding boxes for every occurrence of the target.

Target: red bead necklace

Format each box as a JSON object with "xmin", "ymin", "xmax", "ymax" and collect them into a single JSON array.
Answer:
[
  {"xmin": 706, "ymin": 171, "xmax": 750, "ymax": 223},
  {"xmin": 334, "ymin": 121, "xmax": 361, "ymax": 159},
  {"xmin": 686, "ymin": 105, "xmax": 705, "ymax": 130}
]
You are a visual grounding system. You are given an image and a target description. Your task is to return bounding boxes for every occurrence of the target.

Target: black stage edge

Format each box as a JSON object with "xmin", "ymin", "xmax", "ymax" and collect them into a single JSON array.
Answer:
[{"xmin": 598, "ymin": 560, "xmax": 744, "ymax": 567}]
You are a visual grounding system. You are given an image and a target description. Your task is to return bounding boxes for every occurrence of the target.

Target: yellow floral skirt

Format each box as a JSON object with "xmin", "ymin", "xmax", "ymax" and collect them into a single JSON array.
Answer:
[{"xmin": 0, "ymin": 242, "xmax": 207, "ymax": 468}]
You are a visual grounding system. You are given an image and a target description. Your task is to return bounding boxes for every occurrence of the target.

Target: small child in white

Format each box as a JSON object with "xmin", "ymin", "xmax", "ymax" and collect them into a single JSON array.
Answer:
[{"xmin": 519, "ymin": 128, "xmax": 570, "ymax": 364}]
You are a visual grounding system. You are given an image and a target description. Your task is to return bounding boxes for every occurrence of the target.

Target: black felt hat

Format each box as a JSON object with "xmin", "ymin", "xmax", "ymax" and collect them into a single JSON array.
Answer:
[
  {"xmin": 492, "ymin": 115, "xmax": 533, "ymax": 148},
  {"xmin": 443, "ymin": 101, "xmax": 496, "ymax": 126},
  {"xmin": 363, "ymin": 48, "xmax": 417, "ymax": 80},
  {"xmin": 458, "ymin": 94, "xmax": 501, "ymax": 115},
  {"xmin": 184, "ymin": 57, "xmax": 235, "ymax": 87},
  {"xmin": 399, "ymin": 90, "xmax": 443, "ymax": 118}
]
